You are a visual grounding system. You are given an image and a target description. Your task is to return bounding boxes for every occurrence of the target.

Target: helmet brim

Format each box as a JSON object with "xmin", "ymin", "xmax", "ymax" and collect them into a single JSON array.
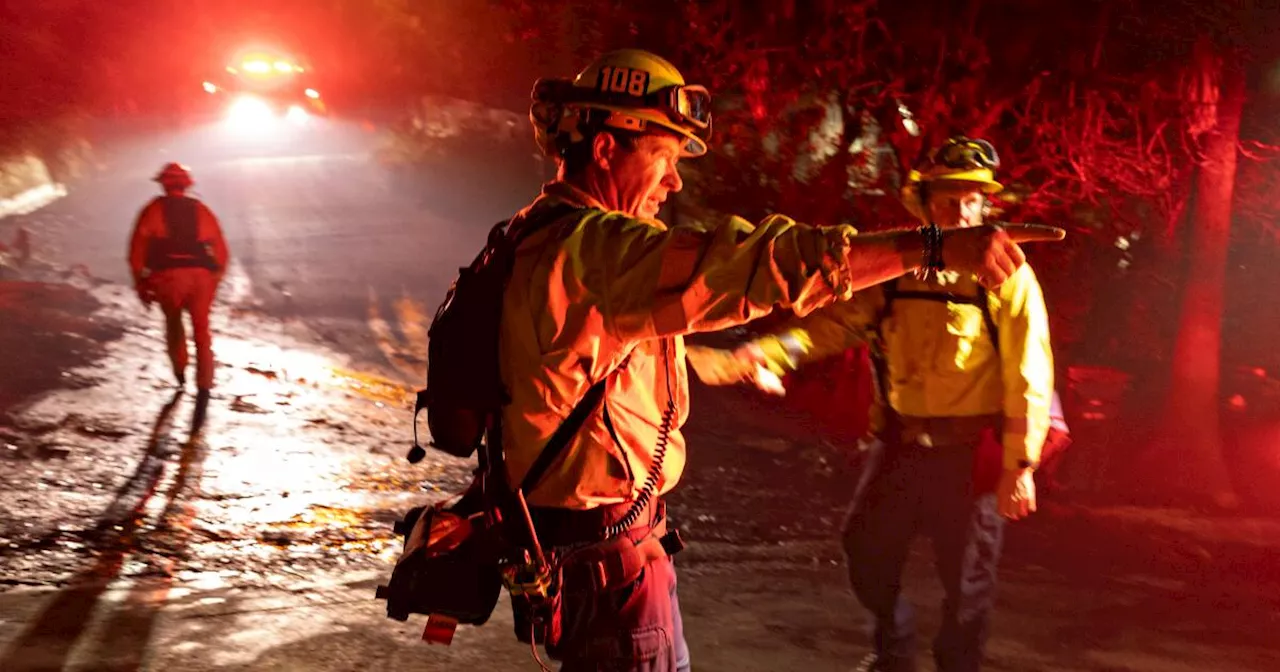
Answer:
[
  {"xmin": 907, "ymin": 167, "xmax": 1003, "ymax": 193},
  {"xmin": 583, "ymin": 103, "xmax": 709, "ymax": 157}
]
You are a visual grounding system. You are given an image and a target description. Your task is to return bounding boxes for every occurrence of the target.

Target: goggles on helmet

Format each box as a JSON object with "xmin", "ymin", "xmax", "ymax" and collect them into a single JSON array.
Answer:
[
  {"xmin": 656, "ymin": 84, "xmax": 712, "ymax": 131},
  {"xmin": 535, "ymin": 77, "xmax": 712, "ymax": 133},
  {"xmin": 929, "ymin": 137, "xmax": 1000, "ymax": 171}
]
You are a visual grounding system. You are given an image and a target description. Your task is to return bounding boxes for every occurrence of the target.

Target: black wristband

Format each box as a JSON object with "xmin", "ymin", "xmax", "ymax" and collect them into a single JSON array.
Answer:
[{"xmin": 919, "ymin": 224, "xmax": 944, "ymax": 271}]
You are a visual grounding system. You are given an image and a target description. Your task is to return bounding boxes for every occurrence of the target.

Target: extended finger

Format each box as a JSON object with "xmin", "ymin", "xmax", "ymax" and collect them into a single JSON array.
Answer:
[{"xmin": 1004, "ymin": 223, "xmax": 1066, "ymax": 243}]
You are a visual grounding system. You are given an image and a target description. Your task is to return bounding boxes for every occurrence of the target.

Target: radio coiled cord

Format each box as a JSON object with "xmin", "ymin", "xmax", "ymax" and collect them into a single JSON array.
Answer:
[{"xmin": 603, "ymin": 339, "xmax": 676, "ymax": 539}]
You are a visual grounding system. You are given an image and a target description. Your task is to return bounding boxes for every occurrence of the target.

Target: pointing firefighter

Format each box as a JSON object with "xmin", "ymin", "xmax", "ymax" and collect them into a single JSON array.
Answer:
[
  {"xmin": 128, "ymin": 163, "xmax": 229, "ymax": 415},
  {"xmin": 699, "ymin": 136, "xmax": 1055, "ymax": 672},
  {"xmin": 493, "ymin": 49, "xmax": 1062, "ymax": 671}
]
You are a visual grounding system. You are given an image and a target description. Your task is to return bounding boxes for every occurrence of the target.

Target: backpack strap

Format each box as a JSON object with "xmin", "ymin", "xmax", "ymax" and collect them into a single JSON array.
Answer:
[
  {"xmin": 518, "ymin": 356, "xmax": 629, "ymax": 495},
  {"xmin": 506, "ymin": 201, "xmax": 583, "ymax": 249},
  {"xmin": 873, "ymin": 281, "xmax": 1000, "ymax": 352},
  {"xmin": 976, "ymin": 286, "xmax": 999, "ymax": 349},
  {"xmin": 869, "ymin": 279, "xmax": 898, "ymax": 409},
  {"xmin": 867, "ymin": 277, "xmax": 1001, "ymax": 415},
  {"xmin": 484, "ymin": 199, "xmax": 626, "ymax": 496}
]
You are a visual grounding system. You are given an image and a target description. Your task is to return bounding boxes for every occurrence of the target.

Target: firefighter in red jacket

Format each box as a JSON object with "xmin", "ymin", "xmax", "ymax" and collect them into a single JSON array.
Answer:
[{"xmin": 128, "ymin": 163, "xmax": 229, "ymax": 407}]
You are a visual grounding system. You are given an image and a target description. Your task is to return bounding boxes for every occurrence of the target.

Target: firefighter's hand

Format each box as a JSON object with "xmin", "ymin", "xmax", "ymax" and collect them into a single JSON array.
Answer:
[
  {"xmin": 135, "ymin": 284, "xmax": 156, "ymax": 308},
  {"xmin": 686, "ymin": 345, "xmax": 757, "ymax": 386},
  {"xmin": 685, "ymin": 345, "xmax": 789, "ymax": 396},
  {"xmin": 997, "ymin": 467, "xmax": 1037, "ymax": 520},
  {"xmin": 739, "ymin": 331, "xmax": 813, "ymax": 375},
  {"xmin": 942, "ymin": 224, "xmax": 1065, "ymax": 289}
]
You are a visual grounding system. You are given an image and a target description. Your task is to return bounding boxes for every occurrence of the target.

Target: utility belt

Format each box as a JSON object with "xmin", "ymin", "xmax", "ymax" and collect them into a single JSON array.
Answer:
[
  {"xmin": 149, "ymin": 256, "xmax": 220, "ymax": 273},
  {"xmin": 146, "ymin": 239, "xmax": 221, "ymax": 274},
  {"xmin": 530, "ymin": 495, "xmax": 660, "ymax": 546},
  {"xmin": 532, "ymin": 498, "xmax": 683, "ymax": 590},
  {"xmin": 879, "ymin": 412, "xmax": 1002, "ymax": 448}
]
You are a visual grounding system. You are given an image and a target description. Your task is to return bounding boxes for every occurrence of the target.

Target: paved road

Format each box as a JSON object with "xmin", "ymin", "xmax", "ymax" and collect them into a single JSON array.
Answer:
[{"xmin": 1, "ymin": 115, "xmax": 550, "ymax": 379}]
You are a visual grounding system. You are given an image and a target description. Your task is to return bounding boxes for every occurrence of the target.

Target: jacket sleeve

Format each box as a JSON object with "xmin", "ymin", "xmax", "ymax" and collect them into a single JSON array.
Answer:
[
  {"xmin": 996, "ymin": 264, "xmax": 1055, "ymax": 470},
  {"xmin": 758, "ymin": 291, "xmax": 879, "ymax": 367},
  {"xmin": 571, "ymin": 211, "xmax": 904, "ymax": 340},
  {"xmin": 198, "ymin": 202, "xmax": 230, "ymax": 272},
  {"xmin": 127, "ymin": 201, "xmax": 159, "ymax": 284}
]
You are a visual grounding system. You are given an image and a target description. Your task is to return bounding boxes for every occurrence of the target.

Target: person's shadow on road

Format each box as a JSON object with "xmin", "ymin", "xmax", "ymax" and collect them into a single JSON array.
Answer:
[{"xmin": 0, "ymin": 389, "xmax": 209, "ymax": 671}]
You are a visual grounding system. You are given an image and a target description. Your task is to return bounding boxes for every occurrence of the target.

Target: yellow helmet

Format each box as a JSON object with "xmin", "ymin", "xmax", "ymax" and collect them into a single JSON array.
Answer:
[
  {"xmin": 530, "ymin": 49, "xmax": 712, "ymax": 159},
  {"xmin": 902, "ymin": 136, "xmax": 1004, "ymax": 219}
]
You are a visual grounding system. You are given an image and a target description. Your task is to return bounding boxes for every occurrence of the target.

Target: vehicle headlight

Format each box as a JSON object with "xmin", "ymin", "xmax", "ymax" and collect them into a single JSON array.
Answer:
[
  {"xmin": 225, "ymin": 95, "xmax": 275, "ymax": 130},
  {"xmin": 286, "ymin": 104, "xmax": 309, "ymax": 123}
]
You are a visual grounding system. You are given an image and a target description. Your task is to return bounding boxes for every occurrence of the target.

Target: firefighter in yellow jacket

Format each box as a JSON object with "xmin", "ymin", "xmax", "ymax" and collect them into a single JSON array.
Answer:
[
  {"xmin": 700, "ymin": 136, "xmax": 1053, "ymax": 672},
  {"xmin": 506, "ymin": 51, "xmax": 1061, "ymax": 671}
]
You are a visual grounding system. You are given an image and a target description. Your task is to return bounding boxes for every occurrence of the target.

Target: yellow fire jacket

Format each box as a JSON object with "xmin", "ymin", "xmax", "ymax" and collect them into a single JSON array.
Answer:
[
  {"xmin": 500, "ymin": 181, "xmax": 874, "ymax": 508},
  {"xmin": 762, "ymin": 267, "xmax": 1054, "ymax": 470}
]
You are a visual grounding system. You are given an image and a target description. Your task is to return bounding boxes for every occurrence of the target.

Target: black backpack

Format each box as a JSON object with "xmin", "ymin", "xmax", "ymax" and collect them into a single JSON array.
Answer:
[{"xmin": 410, "ymin": 203, "xmax": 579, "ymax": 462}]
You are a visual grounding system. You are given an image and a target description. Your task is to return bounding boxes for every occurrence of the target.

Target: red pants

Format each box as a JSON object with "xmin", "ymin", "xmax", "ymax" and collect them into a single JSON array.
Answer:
[{"xmin": 150, "ymin": 268, "xmax": 219, "ymax": 390}]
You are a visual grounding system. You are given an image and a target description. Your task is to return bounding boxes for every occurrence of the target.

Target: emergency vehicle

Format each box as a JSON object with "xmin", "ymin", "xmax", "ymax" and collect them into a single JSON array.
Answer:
[{"xmin": 201, "ymin": 47, "xmax": 327, "ymax": 130}]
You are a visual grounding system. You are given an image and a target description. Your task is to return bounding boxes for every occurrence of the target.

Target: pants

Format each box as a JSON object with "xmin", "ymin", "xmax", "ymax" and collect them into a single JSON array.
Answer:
[
  {"xmin": 150, "ymin": 268, "xmax": 219, "ymax": 390},
  {"xmin": 842, "ymin": 440, "xmax": 1004, "ymax": 672},
  {"xmin": 552, "ymin": 556, "xmax": 689, "ymax": 672},
  {"xmin": 532, "ymin": 500, "xmax": 691, "ymax": 672}
]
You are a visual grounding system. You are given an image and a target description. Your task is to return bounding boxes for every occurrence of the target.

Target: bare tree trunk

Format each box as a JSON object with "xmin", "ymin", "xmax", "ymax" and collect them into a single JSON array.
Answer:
[{"xmin": 1160, "ymin": 45, "xmax": 1245, "ymax": 507}]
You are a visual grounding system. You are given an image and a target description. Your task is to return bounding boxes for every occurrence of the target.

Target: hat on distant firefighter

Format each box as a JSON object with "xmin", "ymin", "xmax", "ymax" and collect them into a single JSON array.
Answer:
[
  {"xmin": 154, "ymin": 162, "xmax": 194, "ymax": 189},
  {"xmin": 901, "ymin": 136, "xmax": 1003, "ymax": 219}
]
